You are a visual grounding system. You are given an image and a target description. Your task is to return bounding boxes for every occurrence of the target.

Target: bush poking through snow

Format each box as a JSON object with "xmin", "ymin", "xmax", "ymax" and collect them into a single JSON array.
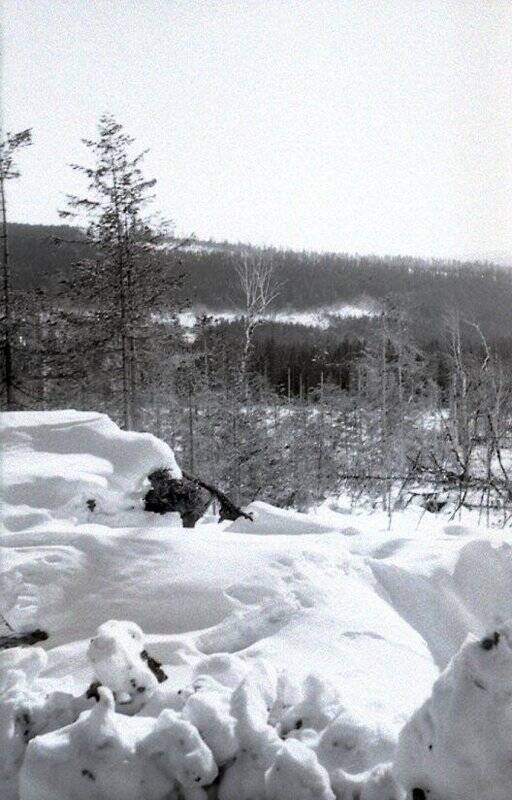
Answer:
[
  {"xmin": 0, "ymin": 627, "xmax": 406, "ymax": 800},
  {"xmin": 0, "ymin": 647, "xmax": 90, "ymax": 800},
  {"xmin": 139, "ymin": 708, "xmax": 218, "ymax": 797},
  {"xmin": 278, "ymin": 674, "xmax": 342, "ymax": 738},
  {"xmin": 265, "ymin": 738, "xmax": 335, "ymax": 800},
  {"xmin": 330, "ymin": 761, "xmax": 402, "ymax": 800},
  {"xmin": 19, "ymin": 687, "xmax": 154, "ymax": 800}
]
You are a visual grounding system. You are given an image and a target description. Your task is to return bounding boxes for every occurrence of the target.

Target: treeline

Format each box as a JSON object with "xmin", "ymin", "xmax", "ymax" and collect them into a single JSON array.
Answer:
[
  {"xmin": 8, "ymin": 222, "xmax": 512, "ymax": 341},
  {"xmin": 179, "ymin": 315, "xmax": 512, "ymax": 402},
  {"xmin": 9, "ymin": 286, "xmax": 512, "ymax": 518}
]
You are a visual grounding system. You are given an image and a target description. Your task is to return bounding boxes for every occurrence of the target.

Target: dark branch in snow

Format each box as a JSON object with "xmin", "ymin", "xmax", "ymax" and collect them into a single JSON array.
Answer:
[
  {"xmin": 144, "ymin": 467, "xmax": 253, "ymax": 527},
  {"xmin": 181, "ymin": 470, "xmax": 254, "ymax": 523},
  {"xmin": 0, "ymin": 628, "xmax": 48, "ymax": 650},
  {"xmin": 140, "ymin": 648, "xmax": 168, "ymax": 682}
]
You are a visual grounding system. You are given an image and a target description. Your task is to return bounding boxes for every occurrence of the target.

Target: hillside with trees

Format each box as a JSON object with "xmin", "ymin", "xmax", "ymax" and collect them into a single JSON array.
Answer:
[{"xmin": 8, "ymin": 222, "xmax": 512, "ymax": 339}]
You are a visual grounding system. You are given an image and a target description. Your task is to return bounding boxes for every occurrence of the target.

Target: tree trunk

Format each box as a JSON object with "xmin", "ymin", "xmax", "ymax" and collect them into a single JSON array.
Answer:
[
  {"xmin": 188, "ymin": 381, "xmax": 195, "ymax": 473},
  {"xmin": 0, "ymin": 175, "xmax": 14, "ymax": 409}
]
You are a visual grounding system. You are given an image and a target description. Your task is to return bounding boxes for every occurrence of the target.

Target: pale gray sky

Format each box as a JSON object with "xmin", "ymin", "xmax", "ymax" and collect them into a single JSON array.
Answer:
[{"xmin": 3, "ymin": 0, "xmax": 511, "ymax": 259}]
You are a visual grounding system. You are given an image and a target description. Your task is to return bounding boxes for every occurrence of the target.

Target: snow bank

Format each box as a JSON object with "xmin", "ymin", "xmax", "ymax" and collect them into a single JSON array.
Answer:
[
  {"xmin": 1, "ymin": 410, "xmax": 181, "ymax": 529},
  {"xmin": 225, "ymin": 501, "xmax": 335, "ymax": 535},
  {"xmin": 2, "ymin": 410, "xmax": 512, "ymax": 799}
]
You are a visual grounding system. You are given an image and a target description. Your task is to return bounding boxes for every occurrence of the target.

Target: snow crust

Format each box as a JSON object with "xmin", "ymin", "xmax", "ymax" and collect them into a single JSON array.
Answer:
[{"xmin": 2, "ymin": 410, "xmax": 512, "ymax": 799}]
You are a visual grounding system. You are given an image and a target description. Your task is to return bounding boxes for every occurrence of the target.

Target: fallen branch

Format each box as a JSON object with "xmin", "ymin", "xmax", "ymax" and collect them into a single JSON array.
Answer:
[
  {"xmin": 181, "ymin": 470, "xmax": 254, "ymax": 523},
  {"xmin": 0, "ymin": 629, "xmax": 49, "ymax": 650},
  {"xmin": 145, "ymin": 468, "xmax": 253, "ymax": 527}
]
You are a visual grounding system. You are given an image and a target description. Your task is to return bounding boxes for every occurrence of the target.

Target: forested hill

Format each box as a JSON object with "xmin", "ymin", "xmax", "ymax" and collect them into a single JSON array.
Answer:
[{"xmin": 9, "ymin": 222, "xmax": 512, "ymax": 338}]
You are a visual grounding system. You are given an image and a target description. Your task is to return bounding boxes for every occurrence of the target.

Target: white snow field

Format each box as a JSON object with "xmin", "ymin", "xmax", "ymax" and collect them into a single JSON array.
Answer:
[{"xmin": 1, "ymin": 410, "xmax": 512, "ymax": 799}]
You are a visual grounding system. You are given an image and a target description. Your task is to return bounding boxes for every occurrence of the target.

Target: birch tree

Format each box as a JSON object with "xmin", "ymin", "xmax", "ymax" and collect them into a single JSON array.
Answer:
[{"xmin": 235, "ymin": 253, "xmax": 280, "ymax": 384}]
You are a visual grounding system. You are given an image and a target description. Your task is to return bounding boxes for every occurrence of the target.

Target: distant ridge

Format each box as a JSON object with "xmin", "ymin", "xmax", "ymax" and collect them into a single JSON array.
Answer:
[{"xmin": 7, "ymin": 222, "xmax": 512, "ymax": 339}]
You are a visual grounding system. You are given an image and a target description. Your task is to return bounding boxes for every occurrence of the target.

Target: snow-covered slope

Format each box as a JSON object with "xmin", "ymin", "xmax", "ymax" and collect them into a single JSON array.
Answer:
[{"xmin": 2, "ymin": 411, "xmax": 512, "ymax": 800}]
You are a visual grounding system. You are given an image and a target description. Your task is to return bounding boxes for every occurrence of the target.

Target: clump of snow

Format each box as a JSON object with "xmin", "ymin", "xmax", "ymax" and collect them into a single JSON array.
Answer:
[
  {"xmin": 315, "ymin": 709, "xmax": 396, "ymax": 775},
  {"xmin": 265, "ymin": 738, "xmax": 335, "ymax": 800},
  {"xmin": 139, "ymin": 707, "xmax": 218, "ymax": 795},
  {"xmin": 278, "ymin": 674, "xmax": 342, "ymax": 738},
  {"xmin": 218, "ymin": 671, "xmax": 282, "ymax": 800},
  {"xmin": 19, "ymin": 687, "xmax": 153, "ymax": 800},
  {"xmin": 0, "ymin": 646, "xmax": 88, "ymax": 800},
  {"xmin": 182, "ymin": 677, "xmax": 237, "ymax": 764},
  {"xmin": 191, "ymin": 652, "xmax": 250, "ymax": 689},
  {"xmin": 88, "ymin": 620, "xmax": 159, "ymax": 707},
  {"xmin": 331, "ymin": 761, "xmax": 401, "ymax": 799}
]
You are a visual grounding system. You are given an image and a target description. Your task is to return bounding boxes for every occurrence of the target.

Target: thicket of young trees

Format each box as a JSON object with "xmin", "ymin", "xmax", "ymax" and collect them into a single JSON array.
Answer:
[
  {"xmin": 162, "ymin": 305, "xmax": 512, "ymax": 521},
  {"xmin": 3, "ymin": 116, "xmax": 512, "ymax": 522}
]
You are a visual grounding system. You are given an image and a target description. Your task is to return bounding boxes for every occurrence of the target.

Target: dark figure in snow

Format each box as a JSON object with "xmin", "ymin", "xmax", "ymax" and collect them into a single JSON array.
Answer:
[{"xmin": 144, "ymin": 468, "xmax": 212, "ymax": 527}]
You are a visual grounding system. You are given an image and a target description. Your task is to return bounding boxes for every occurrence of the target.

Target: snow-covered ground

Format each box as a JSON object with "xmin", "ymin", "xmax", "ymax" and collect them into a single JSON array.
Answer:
[
  {"xmin": 2, "ymin": 410, "xmax": 512, "ymax": 799},
  {"xmin": 174, "ymin": 301, "xmax": 375, "ymax": 331}
]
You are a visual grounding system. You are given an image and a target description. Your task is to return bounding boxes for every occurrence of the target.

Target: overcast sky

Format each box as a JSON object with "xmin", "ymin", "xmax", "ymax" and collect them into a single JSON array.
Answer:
[{"xmin": 3, "ymin": 0, "xmax": 511, "ymax": 260}]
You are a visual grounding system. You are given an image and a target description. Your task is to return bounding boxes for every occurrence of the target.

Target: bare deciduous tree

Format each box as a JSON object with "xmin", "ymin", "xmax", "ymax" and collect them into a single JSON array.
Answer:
[{"xmin": 235, "ymin": 253, "xmax": 280, "ymax": 382}]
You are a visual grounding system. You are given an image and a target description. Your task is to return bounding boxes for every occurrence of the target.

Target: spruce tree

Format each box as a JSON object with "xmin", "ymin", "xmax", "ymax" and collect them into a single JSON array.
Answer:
[{"xmin": 59, "ymin": 115, "xmax": 184, "ymax": 429}]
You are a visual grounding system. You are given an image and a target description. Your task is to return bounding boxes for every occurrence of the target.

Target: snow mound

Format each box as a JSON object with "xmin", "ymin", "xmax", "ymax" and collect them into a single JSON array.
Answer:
[
  {"xmin": 226, "ymin": 501, "xmax": 335, "ymax": 535},
  {"xmin": 395, "ymin": 619, "xmax": 512, "ymax": 800},
  {"xmin": 13, "ymin": 620, "xmax": 405, "ymax": 800},
  {"xmin": 1, "ymin": 410, "xmax": 181, "ymax": 528}
]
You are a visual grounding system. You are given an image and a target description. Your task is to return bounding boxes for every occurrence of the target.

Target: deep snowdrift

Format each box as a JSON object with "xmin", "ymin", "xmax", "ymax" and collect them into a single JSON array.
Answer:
[{"xmin": 1, "ymin": 410, "xmax": 512, "ymax": 799}]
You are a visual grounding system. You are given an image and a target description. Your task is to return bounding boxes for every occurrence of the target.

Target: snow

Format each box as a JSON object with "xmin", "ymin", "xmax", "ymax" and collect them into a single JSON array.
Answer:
[
  {"xmin": 265, "ymin": 738, "xmax": 335, "ymax": 800},
  {"xmin": 87, "ymin": 620, "xmax": 159, "ymax": 703},
  {"xmin": 1, "ymin": 410, "xmax": 181, "ymax": 531},
  {"xmin": 394, "ymin": 621, "xmax": 512, "ymax": 800},
  {"xmin": 2, "ymin": 410, "xmax": 512, "ymax": 799},
  {"xmin": 175, "ymin": 302, "xmax": 375, "ymax": 331}
]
